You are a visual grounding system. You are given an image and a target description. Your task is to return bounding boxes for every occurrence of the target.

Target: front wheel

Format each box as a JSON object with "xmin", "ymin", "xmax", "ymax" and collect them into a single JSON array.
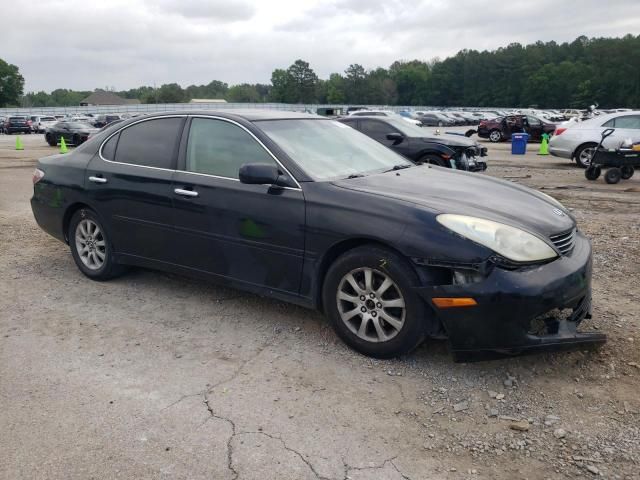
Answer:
[
  {"xmin": 419, "ymin": 154, "xmax": 447, "ymax": 167},
  {"xmin": 45, "ymin": 133, "xmax": 57, "ymax": 146},
  {"xmin": 69, "ymin": 208, "xmax": 125, "ymax": 280},
  {"xmin": 322, "ymin": 246, "xmax": 429, "ymax": 358},
  {"xmin": 585, "ymin": 166, "xmax": 601, "ymax": 180},
  {"xmin": 488, "ymin": 130, "xmax": 502, "ymax": 142}
]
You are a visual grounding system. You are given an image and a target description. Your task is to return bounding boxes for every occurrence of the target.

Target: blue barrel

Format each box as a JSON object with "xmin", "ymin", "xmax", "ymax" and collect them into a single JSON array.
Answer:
[{"xmin": 511, "ymin": 133, "xmax": 529, "ymax": 155}]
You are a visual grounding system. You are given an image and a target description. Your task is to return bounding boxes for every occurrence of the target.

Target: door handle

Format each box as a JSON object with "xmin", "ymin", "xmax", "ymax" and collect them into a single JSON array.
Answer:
[
  {"xmin": 89, "ymin": 176, "xmax": 107, "ymax": 184},
  {"xmin": 174, "ymin": 188, "xmax": 198, "ymax": 197}
]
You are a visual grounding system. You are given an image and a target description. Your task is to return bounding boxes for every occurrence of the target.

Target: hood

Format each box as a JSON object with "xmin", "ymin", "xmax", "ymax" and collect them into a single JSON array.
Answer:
[
  {"xmin": 418, "ymin": 133, "xmax": 478, "ymax": 148},
  {"xmin": 332, "ymin": 166, "xmax": 575, "ymax": 237}
]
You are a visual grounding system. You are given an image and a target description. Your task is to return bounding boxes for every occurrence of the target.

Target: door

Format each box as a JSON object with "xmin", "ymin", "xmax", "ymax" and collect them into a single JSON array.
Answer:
[
  {"xmin": 85, "ymin": 116, "xmax": 185, "ymax": 260},
  {"xmin": 525, "ymin": 115, "xmax": 543, "ymax": 140},
  {"xmin": 171, "ymin": 116, "xmax": 306, "ymax": 295},
  {"xmin": 358, "ymin": 119, "xmax": 412, "ymax": 157},
  {"xmin": 601, "ymin": 115, "xmax": 640, "ymax": 148}
]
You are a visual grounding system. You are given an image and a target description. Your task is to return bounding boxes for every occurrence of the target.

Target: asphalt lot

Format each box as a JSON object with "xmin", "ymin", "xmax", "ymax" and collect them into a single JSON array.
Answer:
[{"xmin": 1, "ymin": 133, "xmax": 639, "ymax": 480}]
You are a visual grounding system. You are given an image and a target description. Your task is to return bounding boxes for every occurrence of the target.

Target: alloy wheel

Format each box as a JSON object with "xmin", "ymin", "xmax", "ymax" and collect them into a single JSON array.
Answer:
[
  {"xmin": 579, "ymin": 147, "xmax": 595, "ymax": 167},
  {"xmin": 336, "ymin": 267, "xmax": 406, "ymax": 343},
  {"xmin": 489, "ymin": 130, "xmax": 502, "ymax": 142},
  {"xmin": 75, "ymin": 219, "xmax": 106, "ymax": 270}
]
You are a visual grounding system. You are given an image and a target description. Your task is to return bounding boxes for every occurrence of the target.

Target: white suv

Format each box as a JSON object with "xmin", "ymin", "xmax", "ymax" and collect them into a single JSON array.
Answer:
[
  {"xmin": 549, "ymin": 111, "xmax": 640, "ymax": 167},
  {"xmin": 29, "ymin": 115, "xmax": 58, "ymax": 133}
]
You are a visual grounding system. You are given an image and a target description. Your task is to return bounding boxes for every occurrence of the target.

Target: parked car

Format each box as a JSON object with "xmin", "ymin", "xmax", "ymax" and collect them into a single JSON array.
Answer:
[
  {"xmin": 478, "ymin": 114, "xmax": 556, "ymax": 143},
  {"xmin": 549, "ymin": 111, "xmax": 640, "ymax": 167},
  {"xmin": 348, "ymin": 110, "xmax": 423, "ymax": 127},
  {"xmin": 414, "ymin": 112, "xmax": 455, "ymax": 127},
  {"xmin": 30, "ymin": 111, "xmax": 604, "ymax": 360},
  {"xmin": 92, "ymin": 114, "xmax": 122, "ymax": 128},
  {"xmin": 30, "ymin": 115, "xmax": 58, "ymax": 133},
  {"xmin": 44, "ymin": 121, "xmax": 99, "ymax": 146},
  {"xmin": 3, "ymin": 116, "xmax": 32, "ymax": 134},
  {"xmin": 338, "ymin": 116, "xmax": 487, "ymax": 171}
]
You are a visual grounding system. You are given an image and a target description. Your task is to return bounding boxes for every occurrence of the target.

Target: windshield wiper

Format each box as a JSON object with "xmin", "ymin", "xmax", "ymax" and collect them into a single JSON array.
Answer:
[
  {"xmin": 384, "ymin": 164, "xmax": 412, "ymax": 172},
  {"xmin": 346, "ymin": 173, "xmax": 365, "ymax": 179}
]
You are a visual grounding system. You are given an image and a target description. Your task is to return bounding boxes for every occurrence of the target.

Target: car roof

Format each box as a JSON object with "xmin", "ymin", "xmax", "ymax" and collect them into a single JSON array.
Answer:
[{"xmin": 118, "ymin": 109, "xmax": 324, "ymax": 122}]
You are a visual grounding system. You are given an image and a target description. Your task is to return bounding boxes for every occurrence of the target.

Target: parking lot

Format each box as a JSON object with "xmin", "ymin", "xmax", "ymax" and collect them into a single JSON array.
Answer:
[{"xmin": 1, "ymin": 133, "xmax": 639, "ymax": 479}]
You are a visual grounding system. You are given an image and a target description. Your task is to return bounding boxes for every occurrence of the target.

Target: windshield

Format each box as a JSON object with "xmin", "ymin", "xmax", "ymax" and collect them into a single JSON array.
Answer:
[
  {"xmin": 257, "ymin": 119, "xmax": 411, "ymax": 181},
  {"xmin": 41, "ymin": 117, "xmax": 56, "ymax": 121},
  {"xmin": 66, "ymin": 122, "xmax": 92, "ymax": 128}
]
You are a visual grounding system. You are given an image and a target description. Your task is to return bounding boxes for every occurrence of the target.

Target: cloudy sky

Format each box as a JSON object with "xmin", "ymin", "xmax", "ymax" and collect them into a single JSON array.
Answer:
[{"xmin": 5, "ymin": 0, "xmax": 640, "ymax": 93}]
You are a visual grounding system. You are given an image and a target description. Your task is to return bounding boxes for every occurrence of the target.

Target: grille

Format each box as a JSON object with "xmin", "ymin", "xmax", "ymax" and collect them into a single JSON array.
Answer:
[{"xmin": 550, "ymin": 229, "xmax": 576, "ymax": 255}]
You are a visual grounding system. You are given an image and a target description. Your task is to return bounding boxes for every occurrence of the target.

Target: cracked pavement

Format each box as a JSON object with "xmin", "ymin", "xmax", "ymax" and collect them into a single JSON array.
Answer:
[{"xmin": 1, "ymin": 135, "xmax": 639, "ymax": 479}]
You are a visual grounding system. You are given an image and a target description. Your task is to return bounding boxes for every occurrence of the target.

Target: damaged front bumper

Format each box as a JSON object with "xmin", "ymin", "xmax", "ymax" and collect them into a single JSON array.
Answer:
[{"xmin": 414, "ymin": 231, "xmax": 606, "ymax": 361}]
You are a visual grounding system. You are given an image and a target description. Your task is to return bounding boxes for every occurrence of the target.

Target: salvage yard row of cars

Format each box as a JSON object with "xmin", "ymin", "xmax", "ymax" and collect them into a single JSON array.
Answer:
[{"xmin": 30, "ymin": 110, "xmax": 607, "ymax": 361}]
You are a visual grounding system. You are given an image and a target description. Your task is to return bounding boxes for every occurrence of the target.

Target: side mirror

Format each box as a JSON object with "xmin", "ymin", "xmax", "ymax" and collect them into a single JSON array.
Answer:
[
  {"xmin": 386, "ymin": 132, "xmax": 404, "ymax": 145},
  {"xmin": 239, "ymin": 163, "xmax": 280, "ymax": 185}
]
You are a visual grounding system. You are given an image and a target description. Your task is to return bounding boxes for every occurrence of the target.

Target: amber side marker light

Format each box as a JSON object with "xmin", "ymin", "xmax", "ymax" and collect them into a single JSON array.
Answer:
[{"xmin": 432, "ymin": 297, "xmax": 477, "ymax": 308}]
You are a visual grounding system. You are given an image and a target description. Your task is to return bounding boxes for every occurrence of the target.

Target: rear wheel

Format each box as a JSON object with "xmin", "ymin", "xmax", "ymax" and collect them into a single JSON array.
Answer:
[
  {"xmin": 585, "ymin": 166, "xmax": 601, "ymax": 180},
  {"xmin": 621, "ymin": 165, "xmax": 634, "ymax": 179},
  {"xmin": 574, "ymin": 143, "xmax": 597, "ymax": 168},
  {"xmin": 604, "ymin": 168, "xmax": 621, "ymax": 184},
  {"xmin": 488, "ymin": 130, "xmax": 502, "ymax": 142},
  {"xmin": 322, "ymin": 246, "xmax": 428, "ymax": 358},
  {"xmin": 72, "ymin": 134, "xmax": 80, "ymax": 145},
  {"xmin": 69, "ymin": 208, "xmax": 125, "ymax": 280}
]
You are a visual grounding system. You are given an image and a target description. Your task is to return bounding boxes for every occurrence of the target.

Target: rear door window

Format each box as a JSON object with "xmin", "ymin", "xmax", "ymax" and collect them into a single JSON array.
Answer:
[
  {"xmin": 101, "ymin": 133, "xmax": 119, "ymax": 161},
  {"xmin": 614, "ymin": 115, "xmax": 640, "ymax": 129},
  {"xmin": 113, "ymin": 118, "xmax": 183, "ymax": 169}
]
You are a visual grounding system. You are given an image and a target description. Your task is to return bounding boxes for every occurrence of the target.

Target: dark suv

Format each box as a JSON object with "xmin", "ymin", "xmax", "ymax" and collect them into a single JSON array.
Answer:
[
  {"xmin": 93, "ymin": 114, "xmax": 122, "ymax": 128},
  {"xmin": 4, "ymin": 116, "xmax": 32, "ymax": 134},
  {"xmin": 478, "ymin": 115, "xmax": 556, "ymax": 142}
]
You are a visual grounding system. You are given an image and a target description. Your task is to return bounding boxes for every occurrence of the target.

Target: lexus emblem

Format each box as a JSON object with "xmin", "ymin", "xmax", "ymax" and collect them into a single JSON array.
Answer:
[{"xmin": 552, "ymin": 208, "xmax": 565, "ymax": 217}]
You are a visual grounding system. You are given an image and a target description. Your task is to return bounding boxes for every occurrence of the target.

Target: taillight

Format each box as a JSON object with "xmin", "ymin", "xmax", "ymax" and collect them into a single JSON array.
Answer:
[
  {"xmin": 32, "ymin": 168, "xmax": 44, "ymax": 185},
  {"xmin": 479, "ymin": 120, "xmax": 487, "ymax": 126},
  {"xmin": 555, "ymin": 128, "xmax": 566, "ymax": 136},
  {"xmin": 26, "ymin": 120, "xmax": 32, "ymax": 126}
]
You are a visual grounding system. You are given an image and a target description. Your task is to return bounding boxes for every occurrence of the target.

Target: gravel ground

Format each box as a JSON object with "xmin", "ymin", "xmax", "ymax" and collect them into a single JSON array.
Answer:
[{"xmin": 0, "ymin": 133, "xmax": 638, "ymax": 480}]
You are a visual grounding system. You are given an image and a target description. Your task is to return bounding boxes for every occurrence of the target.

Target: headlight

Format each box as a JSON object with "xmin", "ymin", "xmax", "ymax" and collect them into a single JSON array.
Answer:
[{"xmin": 436, "ymin": 214, "xmax": 557, "ymax": 263}]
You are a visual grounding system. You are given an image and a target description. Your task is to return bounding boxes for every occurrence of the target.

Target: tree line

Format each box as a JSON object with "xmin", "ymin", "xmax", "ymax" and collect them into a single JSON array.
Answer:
[{"xmin": 3, "ymin": 35, "xmax": 640, "ymax": 109}]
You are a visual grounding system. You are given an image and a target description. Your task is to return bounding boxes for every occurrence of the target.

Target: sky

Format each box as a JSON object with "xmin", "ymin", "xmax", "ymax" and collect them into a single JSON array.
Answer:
[{"xmin": 4, "ymin": 0, "xmax": 640, "ymax": 93}]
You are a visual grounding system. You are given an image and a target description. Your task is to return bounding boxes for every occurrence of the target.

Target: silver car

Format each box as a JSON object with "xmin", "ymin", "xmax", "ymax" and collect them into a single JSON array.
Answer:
[{"xmin": 549, "ymin": 111, "xmax": 640, "ymax": 167}]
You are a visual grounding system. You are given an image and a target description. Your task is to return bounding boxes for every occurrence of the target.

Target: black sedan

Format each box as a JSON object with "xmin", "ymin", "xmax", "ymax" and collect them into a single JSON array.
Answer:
[
  {"xmin": 30, "ymin": 111, "xmax": 605, "ymax": 360},
  {"xmin": 339, "ymin": 116, "xmax": 487, "ymax": 172},
  {"xmin": 45, "ymin": 121, "xmax": 99, "ymax": 146}
]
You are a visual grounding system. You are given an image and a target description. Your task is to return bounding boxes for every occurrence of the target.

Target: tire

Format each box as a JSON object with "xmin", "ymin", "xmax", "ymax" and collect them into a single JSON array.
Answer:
[
  {"xmin": 322, "ymin": 245, "xmax": 429, "ymax": 358},
  {"xmin": 604, "ymin": 168, "xmax": 622, "ymax": 184},
  {"xmin": 621, "ymin": 165, "xmax": 634, "ymax": 179},
  {"xmin": 585, "ymin": 166, "xmax": 601, "ymax": 180},
  {"xmin": 419, "ymin": 154, "xmax": 447, "ymax": 168},
  {"xmin": 437, "ymin": 121, "xmax": 443, "ymax": 127},
  {"xmin": 45, "ymin": 133, "xmax": 57, "ymax": 147},
  {"xmin": 574, "ymin": 143, "xmax": 598, "ymax": 168},
  {"xmin": 72, "ymin": 134, "xmax": 80, "ymax": 145},
  {"xmin": 68, "ymin": 208, "xmax": 125, "ymax": 280},
  {"xmin": 488, "ymin": 130, "xmax": 502, "ymax": 143}
]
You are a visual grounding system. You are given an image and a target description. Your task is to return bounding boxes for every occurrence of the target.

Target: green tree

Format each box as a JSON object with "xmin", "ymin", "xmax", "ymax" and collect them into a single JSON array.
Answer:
[
  {"xmin": 286, "ymin": 59, "xmax": 318, "ymax": 103},
  {"xmin": 269, "ymin": 68, "xmax": 290, "ymax": 102},
  {"xmin": 326, "ymin": 73, "xmax": 346, "ymax": 103},
  {"xmin": 226, "ymin": 84, "xmax": 261, "ymax": 102},
  {"xmin": 0, "ymin": 59, "xmax": 24, "ymax": 107}
]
